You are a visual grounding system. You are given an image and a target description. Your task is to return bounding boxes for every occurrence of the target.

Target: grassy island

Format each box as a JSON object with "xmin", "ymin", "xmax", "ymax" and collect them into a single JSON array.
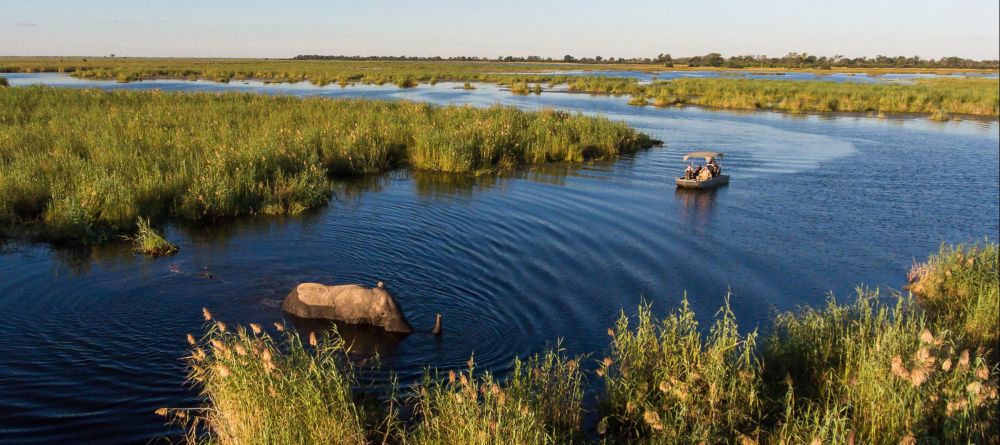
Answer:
[
  {"xmin": 172, "ymin": 242, "xmax": 998, "ymax": 444},
  {"xmin": 0, "ymin": 87, "xmax": 655, "ymax": 242},
  {"xmin": 2, "ymin": 58, "xmax": 997, "ymax": 119},
  {"xmin": 569, "ymin": 77, "xmax": 1000, "ymax": 118}
]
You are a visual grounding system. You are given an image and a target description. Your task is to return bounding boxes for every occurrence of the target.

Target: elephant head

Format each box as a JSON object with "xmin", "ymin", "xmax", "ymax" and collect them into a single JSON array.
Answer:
[{"xmin": 372, "ymin": 286, "xmax": 414, "ymax": 334}]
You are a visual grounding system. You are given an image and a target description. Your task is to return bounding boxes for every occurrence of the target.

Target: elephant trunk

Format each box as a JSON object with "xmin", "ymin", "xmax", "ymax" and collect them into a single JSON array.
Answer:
[{"xmin": 432, "ymin": 313, "xmax": 442, "ymax": 335}]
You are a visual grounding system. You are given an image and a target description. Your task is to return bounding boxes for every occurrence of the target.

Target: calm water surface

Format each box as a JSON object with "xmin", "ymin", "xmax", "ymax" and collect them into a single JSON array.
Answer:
[{"xmin": 1, "ymin": 74, "xmax": 998, "ymax": 444}]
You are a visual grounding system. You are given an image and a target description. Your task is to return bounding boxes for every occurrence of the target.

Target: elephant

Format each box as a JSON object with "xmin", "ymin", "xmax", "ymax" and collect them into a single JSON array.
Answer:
[{"xmin": 282, "ymin": 282, "xmax": 414, "ymax": 334}]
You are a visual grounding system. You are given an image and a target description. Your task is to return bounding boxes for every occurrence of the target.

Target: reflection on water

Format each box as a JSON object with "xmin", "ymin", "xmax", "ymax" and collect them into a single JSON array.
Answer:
[
  {"xmin": 287, "ymin": 316, "xmax": 408, "ymax": 359},
  {"xmin": 0, "ymin": 72, "xmax": 997, "ymax": 445},
  {"xmin": 674, "ymin": 187, "xmax": 723, "ymax": 225}
]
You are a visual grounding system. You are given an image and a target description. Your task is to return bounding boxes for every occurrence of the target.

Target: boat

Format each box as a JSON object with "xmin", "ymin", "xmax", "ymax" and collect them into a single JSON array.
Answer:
[{"xmin": 675, "ymin": 151, "xmax": 730, "ymax": 189}]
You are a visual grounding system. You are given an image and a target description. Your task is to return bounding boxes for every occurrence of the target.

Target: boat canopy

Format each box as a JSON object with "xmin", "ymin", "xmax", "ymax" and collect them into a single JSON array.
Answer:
[{"xmin": 682, "ymin": 151, "xmax": 725, "ymax": 161}]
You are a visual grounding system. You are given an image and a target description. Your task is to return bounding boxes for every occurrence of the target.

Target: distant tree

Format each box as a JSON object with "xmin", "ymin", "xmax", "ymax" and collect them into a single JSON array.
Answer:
[
  {"xmin": 563, "ymin": 54, "xmax": 576, "ymax": 63},
  {"xmin": 702, "ymin": 53, "xmax": 724, "ymax": 67},
  {"xmin": 941, "ymin": 56, "xmax": 963, "ymax": 67}
]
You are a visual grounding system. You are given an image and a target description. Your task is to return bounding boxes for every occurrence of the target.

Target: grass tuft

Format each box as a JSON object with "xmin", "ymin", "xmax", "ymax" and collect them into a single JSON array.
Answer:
[
  {"xmin": 599, "ymin": 299, "xmax": 762, "ymax": 443},
  {"xmin": 908, "ymin": 242, "xmax": 999, "ymax": 348},
  {"xmin": 128, "ymin": 217, "xmax": 178, "ymax": 256},
  {"xmin": 411, "ymin": 347, "xmax": 584, "ymax": 444}
]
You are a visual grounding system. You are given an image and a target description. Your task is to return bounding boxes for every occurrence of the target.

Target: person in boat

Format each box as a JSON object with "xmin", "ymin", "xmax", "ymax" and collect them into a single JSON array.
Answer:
[
  {"xmin": 707, "ymin": 156, "xmax": 720, "ymax": 177},
  {"xmin": 684, "ymin": 163, "xmax": 695, "ymax": 180},
  {"xmin": 696, "ymin": 164, "xmax": 713, "ymax": 181},
  {"xmin": 692, "ymin": 164, "xmax": 703, "ymax": 180}
]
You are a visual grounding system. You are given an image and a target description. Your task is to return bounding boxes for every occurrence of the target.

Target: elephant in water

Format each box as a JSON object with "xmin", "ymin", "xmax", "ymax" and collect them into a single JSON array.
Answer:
[{"xmin": 282, "ymin": 282, "xmax": 414, "ymax": 334}]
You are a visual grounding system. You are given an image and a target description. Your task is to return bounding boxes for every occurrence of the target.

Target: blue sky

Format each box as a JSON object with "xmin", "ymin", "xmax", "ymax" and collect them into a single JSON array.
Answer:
[{"xmin": 3, "ymin": 0, "xmax": 998, "ymax": 59}]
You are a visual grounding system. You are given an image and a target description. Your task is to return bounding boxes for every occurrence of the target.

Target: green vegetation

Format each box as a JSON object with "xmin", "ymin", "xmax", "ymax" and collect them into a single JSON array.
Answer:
[
  {"xmin": 908, "ymin": 243, "xmax": 999, "ymax": 348},
  {"xmin": 0, "ymin": 76, "xmax": 8, "ymax": 87},
  {"xmin": 171, "ymin": 316, "xmax": 585, "ymax": 444},
  {"xmin": 569, "ymin": 77, "xmax": 1000, "ymax": 117},
  {"xmin": 508, "ymin": 82, "xmax": 542, "ymax": 95},
  {"xmin": 411, "ymin": 349, "xmax": 584, "ymax": 444},
  {"xmin": 290, "ymin": 53, "xmax": 999, "ymax": 70},
  {"xmin": 127, "ymin": 217, "xmax": 178, "ymax": 256},
  {"xmin": 168, "ymin": 242, "xmax": 998, "ymax": 444},
  {"xmin": 600, "ymin": 301, "xmax": 761, "ymax": 443},
  {"xmin": 2, "ymin": 58, "xmax": 996, "ymax": 118},
  {"xmin": 176, "ymin": 319, "xmax": 370, "ymax": 445},
  {"xmin": 0, "ymin": 57, "xmax": 587, "ymax": 87},
  {"xmin": 0, "ymin": 87, "xmax": 655, "ymax": 243}
]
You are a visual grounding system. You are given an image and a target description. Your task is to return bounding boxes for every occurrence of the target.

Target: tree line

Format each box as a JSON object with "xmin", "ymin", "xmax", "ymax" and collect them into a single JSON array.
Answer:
[{"xmin": 293, "ymin": 53, "xmax": 998, "ymax": 69}]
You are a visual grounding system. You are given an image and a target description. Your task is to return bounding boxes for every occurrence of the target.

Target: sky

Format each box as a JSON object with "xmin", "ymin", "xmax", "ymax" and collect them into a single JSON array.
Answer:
[{"xmin": 3, "ymin": 0, "xmax": 998, "ymax": 60}]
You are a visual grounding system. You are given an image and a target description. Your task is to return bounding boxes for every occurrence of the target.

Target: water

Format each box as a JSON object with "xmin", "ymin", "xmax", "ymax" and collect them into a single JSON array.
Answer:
[{"xmin": 1, "ymin": 74, "xmax": 998, "ymax": 444}]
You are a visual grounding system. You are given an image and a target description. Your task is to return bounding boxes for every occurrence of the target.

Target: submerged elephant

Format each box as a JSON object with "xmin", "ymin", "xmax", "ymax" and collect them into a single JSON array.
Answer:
[{"xmin": 281, "ymin": 282, "xmax": 414, "ymax": 334}]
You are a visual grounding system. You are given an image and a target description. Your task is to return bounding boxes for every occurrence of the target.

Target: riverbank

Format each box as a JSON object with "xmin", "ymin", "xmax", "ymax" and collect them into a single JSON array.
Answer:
[
  {"xmin": 0, "ymin": 87, "xmax": 655, "ymax": 243},
  {"xmin": 172, "ymin": 242, "xmax": 998, "ymax": 444}
]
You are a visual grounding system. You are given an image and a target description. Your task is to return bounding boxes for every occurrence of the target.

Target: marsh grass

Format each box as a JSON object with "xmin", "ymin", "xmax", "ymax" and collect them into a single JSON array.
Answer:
[
  {"xmin": 569, "ymin": 77, "xmax": 999, "ymax": 118},
  {"xmin": 172, "ymin": 243, "xmax": 998, "ymax": 444},
  {"xmin": 170, "ymin": 322, "xmax": 372, "ymax": 445},
  {"xmin": 3, "ymin": 58, "xmax": 994, "ymax": 116},
  {"xmin": 0, "ymin": 76, "xmax": 8, "ymax": 87},
  {"xmin": 627, "ymin": 96, "xmax": 648, "ymax": 106},
  {"xmin": 908, "ymin": 242, "xmax": 999, "ymax": 348},
  {"xmin": 127, "ymin": 217, "xmax": 177, "ymax": 256},
  {"xmin": 174, "ymin": 319, "xmax": 584, "ymax": 445},
  {"xmin": 764, "ymin": 291, "xmax": 997, "ymax": 443},
  {"xmin": 598, "ymin": 300, "xmax": 762, "ymax": 443},
  {"xmin": 0, "ymin": 87, "xmax": 654, "ymax": 243},
  {"xmin": 410, "ymin": 348, "xmax": 585, "ymax": 444}
]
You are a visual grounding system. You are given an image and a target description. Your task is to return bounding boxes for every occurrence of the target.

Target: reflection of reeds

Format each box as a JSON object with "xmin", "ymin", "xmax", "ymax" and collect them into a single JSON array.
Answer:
[
  {"xmin": 0, "ymin": 87, "xmax": 655, "ymax": 243},
  {"xmin": 169, "ymin": 243, "xmax": 998, "ymax": 444}
]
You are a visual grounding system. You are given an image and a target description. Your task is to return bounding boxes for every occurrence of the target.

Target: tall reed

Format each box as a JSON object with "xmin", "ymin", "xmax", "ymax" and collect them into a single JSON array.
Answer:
[
  {"xmin": 0, "ymin": 87, "xmax": 655, "ymax": 242},
  {"xmin": 170, "ymin": 243, "xmax": 998, "ymax": 444},
  {"xmin": 907, "ymin": 242, "xmax": 999, "ymax": 349},
  {"xmin": 410, "ymin": 347, "xmax": 584, "ymax": 444},
  {"xmin": 598, "ymin": 300, "xmax": 762, "ymax": 443},
  {"xmin": 764, "ymin": 291, "xmax": 996, "ymax": 443},
  {"xmin": 568, "ymin": 77, "xmax": 1000, "ymax": 117},
  {"xmin": 171, "ymin": 323, "xmax": 371, "ymax": 444}
]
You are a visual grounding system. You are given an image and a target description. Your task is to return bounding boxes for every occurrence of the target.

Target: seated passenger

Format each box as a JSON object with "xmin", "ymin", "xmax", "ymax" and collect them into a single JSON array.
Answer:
[
  {"xmin": 696, "ymin": 165, "xmax": 713, "ymax": 181},
  {"xmin": 684, "ymin": 164, "xmax": 694, "ymax": 180},
  {"xmin": 707, "ymin": 157, "xmax": 720, "ymax": 177}
]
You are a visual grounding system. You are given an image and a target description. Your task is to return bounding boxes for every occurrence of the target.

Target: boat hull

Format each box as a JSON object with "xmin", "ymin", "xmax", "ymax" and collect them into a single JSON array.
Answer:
[{"xmin": 675, "ymin": 174, "xmax": 730, "ymax": 189}]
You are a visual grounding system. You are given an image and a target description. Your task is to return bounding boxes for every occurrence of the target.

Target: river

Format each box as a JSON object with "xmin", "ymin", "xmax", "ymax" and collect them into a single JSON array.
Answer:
[{"xmin": 1, "ymin": 73, "xmax": 998, "ymax": 444}]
